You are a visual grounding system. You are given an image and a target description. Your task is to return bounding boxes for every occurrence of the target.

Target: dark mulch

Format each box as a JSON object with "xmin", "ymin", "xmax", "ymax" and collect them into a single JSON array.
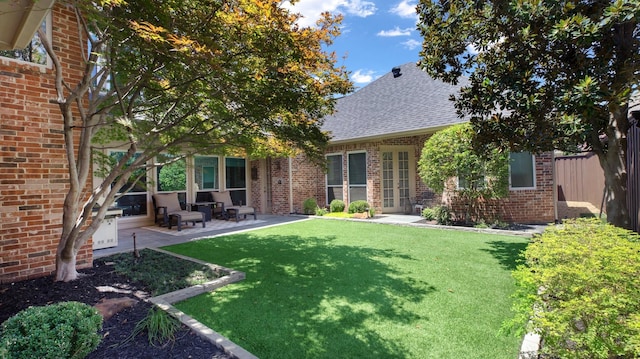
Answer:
[{"xmin": 0, "ymin": 258, "xmax": 232, "ymax": 359}]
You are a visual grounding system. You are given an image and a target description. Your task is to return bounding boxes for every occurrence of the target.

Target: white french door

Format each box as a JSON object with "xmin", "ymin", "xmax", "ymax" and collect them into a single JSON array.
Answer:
[{"xmin": 382, "ymin": 148, "xmax": 413, "ymax": 213}]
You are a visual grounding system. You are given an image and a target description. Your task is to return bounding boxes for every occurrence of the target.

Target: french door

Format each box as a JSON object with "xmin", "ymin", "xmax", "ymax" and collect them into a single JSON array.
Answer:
[{"xmin": 382, "ymin": 148, "xmax": 413, "ymax": 213}]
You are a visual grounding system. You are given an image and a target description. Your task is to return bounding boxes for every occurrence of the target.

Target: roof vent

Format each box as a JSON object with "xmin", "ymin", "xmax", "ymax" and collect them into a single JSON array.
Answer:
[{"xmin": 392, "ymin": 66, "xmax": 402, "ymax": 78}]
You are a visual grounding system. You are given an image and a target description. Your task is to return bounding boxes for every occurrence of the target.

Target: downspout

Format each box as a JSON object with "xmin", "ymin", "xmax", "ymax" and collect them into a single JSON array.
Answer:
[
  {"xmin": 553, "ymin": 151, "xmax": 559, "ymax": 224},
  {"xmin": 289, "ymin": 156, "xmax": 294, "ymax": 214}
]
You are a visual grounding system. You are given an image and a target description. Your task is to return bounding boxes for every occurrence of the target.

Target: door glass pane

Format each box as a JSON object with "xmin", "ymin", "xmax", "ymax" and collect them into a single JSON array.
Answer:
[
  {"xmin": 382, "ymin": 152, "xmax": 394, "ymax": 207},
  {"xmin": 398, "ymin": 151, "xmax": 410, "ymax": 207}
]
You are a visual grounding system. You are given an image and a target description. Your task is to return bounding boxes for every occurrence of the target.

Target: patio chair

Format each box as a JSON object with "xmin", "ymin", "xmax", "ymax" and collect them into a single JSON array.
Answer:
[
  {"xmin": 210, "ymin": 191, "xmax": 256, "ymax": 222},
  {"xmin": 152, "ymin": 193, "xmax": 205, "ymax": 231}
]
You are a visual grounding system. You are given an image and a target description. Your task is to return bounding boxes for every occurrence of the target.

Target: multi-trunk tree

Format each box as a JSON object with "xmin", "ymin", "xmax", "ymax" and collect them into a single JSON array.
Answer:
[
  {"xmin": 417, "ymin": 0, "xmax": 640, "ymax": 228},
  {"xmin": 42, "ymin": 0, "xmax": 352, "ymax": 281}
]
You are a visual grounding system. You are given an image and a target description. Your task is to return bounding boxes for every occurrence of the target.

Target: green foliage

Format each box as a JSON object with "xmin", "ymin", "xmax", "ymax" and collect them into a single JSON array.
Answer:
[
  {"xmin": 315, "ymin": 207, "xmax": 328, "ymax": 216},
  {"xmin": 421, "ymin": 207, "xmax": 436, "ymax": 221},
  {"xmin": 433, "ymin": 205, "xmax": 452, "ymax": 225},
  {"xmin": 157, "ymin": 156, "xmax": 186, "ymax": 191},
  {"xmin": 419, "ymin": 123, "xmax": 509, "ymax": 222},
  {"xmin": 417, "ymin": 0, "xmax": 639, "ymax": 227},
  {"xmin": 506, "ymin": 219, "xmax": 640, "ymax": 358},
  {"xmin": 329, "ymin": 199, "xmax": 346, "ymax": 213},
  {"xmin": 126, "ymin": 307, "xmax": 180, "ymax": 346},
  {"xmin": 48, "ymin": 0, "xmax": 354, "ymax": 279},
  {"xmin": 0, "ymin": 301, "xmax": 102, "ymax": 359},
  {"xmin": 107, "ymin": 249, "xmax": 222, "ymax": 296},
  {"xmin": 347, "ymin": 200, "xmax": 370, "ymax": 214},
  {"xmin": 303, "ymin": 198, "xmax": 318, "ymax": 215}
]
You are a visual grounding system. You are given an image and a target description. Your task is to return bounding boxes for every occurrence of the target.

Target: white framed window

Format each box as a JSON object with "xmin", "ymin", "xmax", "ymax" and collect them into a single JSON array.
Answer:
[
  {"xmin": 347, "ymin": 151, "xmax": 367, "ymax": 202},
  {"xmin": 109, "ymin": 151, "xmax": 148, "ymax": 217},
  {"xmin": 194, "ymin": 156, "xmax": 219, "ymax": 190},
  {"xmin": 326, "ymin": 153, "xmax": 343, "ymax": 204},
  {"xmin": 225, "ymin": 157, "xmax": 247, "ymax": 205},
  {"xmin": 0, "ymin": 13, "xmax": 51, "ymax": 67},
  {"xmin": 510, "ymin": 152, "xmax": 536, "ymax": 189}
]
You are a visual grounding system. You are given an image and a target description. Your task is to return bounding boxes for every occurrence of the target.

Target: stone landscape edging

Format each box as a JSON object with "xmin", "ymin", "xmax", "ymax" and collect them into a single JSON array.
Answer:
[{"xmin": 147, "ymin": 248, "xmax": 256, "ymax": 359}]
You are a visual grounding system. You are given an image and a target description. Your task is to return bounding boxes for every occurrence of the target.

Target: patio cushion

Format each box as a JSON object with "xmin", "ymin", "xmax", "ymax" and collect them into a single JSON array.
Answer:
[
  {"xmin": 211, "ymin": 191, "xmax": 234, "ymax": 207},
  {"xmin": 153, "ymin": 193, "xmax": 183, "ymax": 213}
]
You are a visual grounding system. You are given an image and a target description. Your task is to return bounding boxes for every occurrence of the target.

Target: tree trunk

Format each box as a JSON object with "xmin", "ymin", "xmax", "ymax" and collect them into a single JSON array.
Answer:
[
  {"xmin": 600, "ymin": 154, "xmax": 631, "ymax": 229},
  {"xmin": 55, "ymin": 238, "xmax": 79, "ymax": 282},
  {"xmin": 597, "ymin": 107, "xmax": 631, "ymax": 229}
]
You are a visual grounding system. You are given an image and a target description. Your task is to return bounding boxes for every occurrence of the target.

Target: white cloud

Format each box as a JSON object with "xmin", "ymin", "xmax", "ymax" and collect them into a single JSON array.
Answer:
[
  {"xmin": 402, "ymin": 39, "xmax": 421, "ymax": 50},
  {"xmin": 377, "ymin": 26, "xmax": 413, "ymax": 37},
  {"xmin": 390, "ymin": 0, "xmax": 418, "ymax": 19},
  {"xmin": 466, "ymin": 44, "xmax": 480, "ymax": 55},
  {"xmin": 351, "ymin": 69, "xmax": 376, "ymax": 84},
  {"xmin": 283, "ymin": 0, "xmax": 377, "ymax": 27}
]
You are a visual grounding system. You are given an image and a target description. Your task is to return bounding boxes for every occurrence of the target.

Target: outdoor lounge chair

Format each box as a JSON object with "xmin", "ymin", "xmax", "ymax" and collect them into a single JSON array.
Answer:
[
  {"xmin": 210, "ymin": 191, "xmax": 256, "ymax": 222},
  {"xmin": 152, "ymin": 193, "xmax": 205, "ymax": 231}
]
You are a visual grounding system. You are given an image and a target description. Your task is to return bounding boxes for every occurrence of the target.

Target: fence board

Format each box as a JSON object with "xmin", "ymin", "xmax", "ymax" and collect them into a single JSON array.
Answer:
[{"xmin": 555, "ymin": 152, "xmax": 605, "ymax": 210}]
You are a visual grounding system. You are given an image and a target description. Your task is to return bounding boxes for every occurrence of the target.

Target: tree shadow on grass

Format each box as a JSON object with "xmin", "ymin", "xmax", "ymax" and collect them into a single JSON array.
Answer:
[
  {"xmin": 166, "ymin": 232, "xmax": 436, "ymax": 359},
  {"xmin": 482, "ymin": 240, "xmax": 529, "ymax": 271}
]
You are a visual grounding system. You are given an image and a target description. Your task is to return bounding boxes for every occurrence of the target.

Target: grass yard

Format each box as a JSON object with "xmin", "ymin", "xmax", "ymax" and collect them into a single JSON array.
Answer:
[{"xmin": 164, "ymin": 219, "xmax": 529, "ymax": 359}]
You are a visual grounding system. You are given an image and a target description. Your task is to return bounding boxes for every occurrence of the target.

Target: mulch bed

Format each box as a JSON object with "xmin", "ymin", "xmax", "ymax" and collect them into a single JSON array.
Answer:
[{"xmin": 0, "ymin": 258, "xmax": 232, "ymax": 359}]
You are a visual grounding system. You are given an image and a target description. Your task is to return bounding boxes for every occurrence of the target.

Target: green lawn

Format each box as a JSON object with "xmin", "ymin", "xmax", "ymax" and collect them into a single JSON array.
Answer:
[{"xmin": 164, "ymin": 219, "xmax": 529, "ymax": 359}]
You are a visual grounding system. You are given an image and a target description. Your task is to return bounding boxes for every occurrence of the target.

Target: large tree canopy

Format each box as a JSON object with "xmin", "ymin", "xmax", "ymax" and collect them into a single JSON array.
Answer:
[
  {"xmin": 417, "ymin": 0, "xmax": 640, "ymax": 228},
  {"xmin": 43, "ymin": 0, "xmax": 352, "ymax": 281}
]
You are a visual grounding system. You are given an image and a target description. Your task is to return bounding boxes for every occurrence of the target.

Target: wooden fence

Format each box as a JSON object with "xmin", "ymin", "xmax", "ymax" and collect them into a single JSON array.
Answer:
[{"xmin": 555, "ymin": 124, "xmax": 640, "ymax": 232}]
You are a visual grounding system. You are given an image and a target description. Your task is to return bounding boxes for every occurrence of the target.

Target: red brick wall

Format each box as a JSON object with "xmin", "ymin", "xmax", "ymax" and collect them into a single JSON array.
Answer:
[
  {"xmin": 442, "ymin": 152, "xmax": 556, "ymax": 224},
  {"xmin": 0, "ymin": 4, "xmax": 91, "ymax": 283},
  {"xmin": 269, "ymin": 134, "xmax": 555, "ymax": 223}
]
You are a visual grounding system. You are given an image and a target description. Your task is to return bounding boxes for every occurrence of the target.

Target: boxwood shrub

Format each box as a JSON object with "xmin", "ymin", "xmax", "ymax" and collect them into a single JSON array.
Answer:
[
  {"xmin": 329, "ymin": 199, "xmax": 345, "ymax": 213},
  {"xmin": 348, "ymin": 200, "xmax": 369, "ymax": 214},
  {"xmin": 506, "ymin": 218, "xmax": 640, "ymax": 358},
  {"xmin": 1, "ymin": 301, "xmax": 102, "ymax": 359}
]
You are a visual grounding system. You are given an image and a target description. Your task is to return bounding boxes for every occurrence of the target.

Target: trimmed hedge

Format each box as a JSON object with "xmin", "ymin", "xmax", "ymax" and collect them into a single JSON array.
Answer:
[
  {"xmin": 506, "ymin": 218, "xmax": 640, "ymax": 358},
  {"xmin": 329, "ymin": 199, "xmax": 345, "ymax": 213},
  {"xmin": 347, "ymin": 200, "xmax": 369, "ymax": 214},
  {"xmin": 0, "ymin": 301, "xmax": 102, "ymax": 359}
]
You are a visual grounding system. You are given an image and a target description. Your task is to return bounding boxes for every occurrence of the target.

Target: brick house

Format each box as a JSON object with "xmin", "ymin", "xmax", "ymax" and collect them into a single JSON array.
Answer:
[
  {"xmin": 251, "ymin": 63, "xmax": 557, "ymax": 224},
  {"xmin": 0, "ymin": 5, "xmax": 555, "ymax": 283},
  {"xmin": 0, "ymin": 2, "xmax": 93, "ymax": 282}
]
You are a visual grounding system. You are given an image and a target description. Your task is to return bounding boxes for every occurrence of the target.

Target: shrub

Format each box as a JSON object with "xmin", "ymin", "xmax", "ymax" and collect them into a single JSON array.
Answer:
[
  {"xmin": 421, "ymin": 207, "xmax": 435, "ymax": 221},
  {"xmin": 126, "ymin": 307, "xmax": 180, "ymax": 346},
  {"xmin": 348, "ymin": 200, "xmax": 369, "ymax": 214},
  {"xmin": 329, "ymin": 199, "xmax": 345, "ymax": 213},
  {"xmin": 506, "ymin": 218, "xmax": 640, "ymax": 358},
  {"xmin": 315, "ymin": 207, "xmax": 328, "ymax": 216},
  {"xmin": 0, "ymin": 301, "xmax": 102, "ymax": 359},
  {"xmin": 302, "ymin": 198, "xmax": 318, "ymax": 215},
  {"xmin": 433, "ymin": 205, "xmax": 452, "ymax": 225}
]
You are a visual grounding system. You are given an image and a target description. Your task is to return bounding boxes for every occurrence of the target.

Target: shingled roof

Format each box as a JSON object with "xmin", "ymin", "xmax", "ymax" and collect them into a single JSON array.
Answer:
[{"xmin": 322, "ymin": 62, "xmax": 469, "ymax": 143}]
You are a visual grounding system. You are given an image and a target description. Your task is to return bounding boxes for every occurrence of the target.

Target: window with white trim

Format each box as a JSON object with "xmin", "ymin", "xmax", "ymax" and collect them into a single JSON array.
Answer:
[
  {"xmin": 348, "ymin": 152, "xmax": 367, "ymax": 202},
  {"xmin": 110, "ymin": 151, "xmax": 148, "ymax": 217},
  {"xmin": 225, "ymin": 157, "xmax": 246, "ymax": 205},
  {"xmin": 510, "ymin": 152, "xmax": 535, "ymax": 189},
  {"xmin": 326, "ymin": 154, "xmax": 343, "ymax": 203}
]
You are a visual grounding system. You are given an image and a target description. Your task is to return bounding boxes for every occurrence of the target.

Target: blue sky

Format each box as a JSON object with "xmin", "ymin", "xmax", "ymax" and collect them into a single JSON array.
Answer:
[{"xmin": 283, "ymin": 0, "xmax": 422, "ymax": 88}]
